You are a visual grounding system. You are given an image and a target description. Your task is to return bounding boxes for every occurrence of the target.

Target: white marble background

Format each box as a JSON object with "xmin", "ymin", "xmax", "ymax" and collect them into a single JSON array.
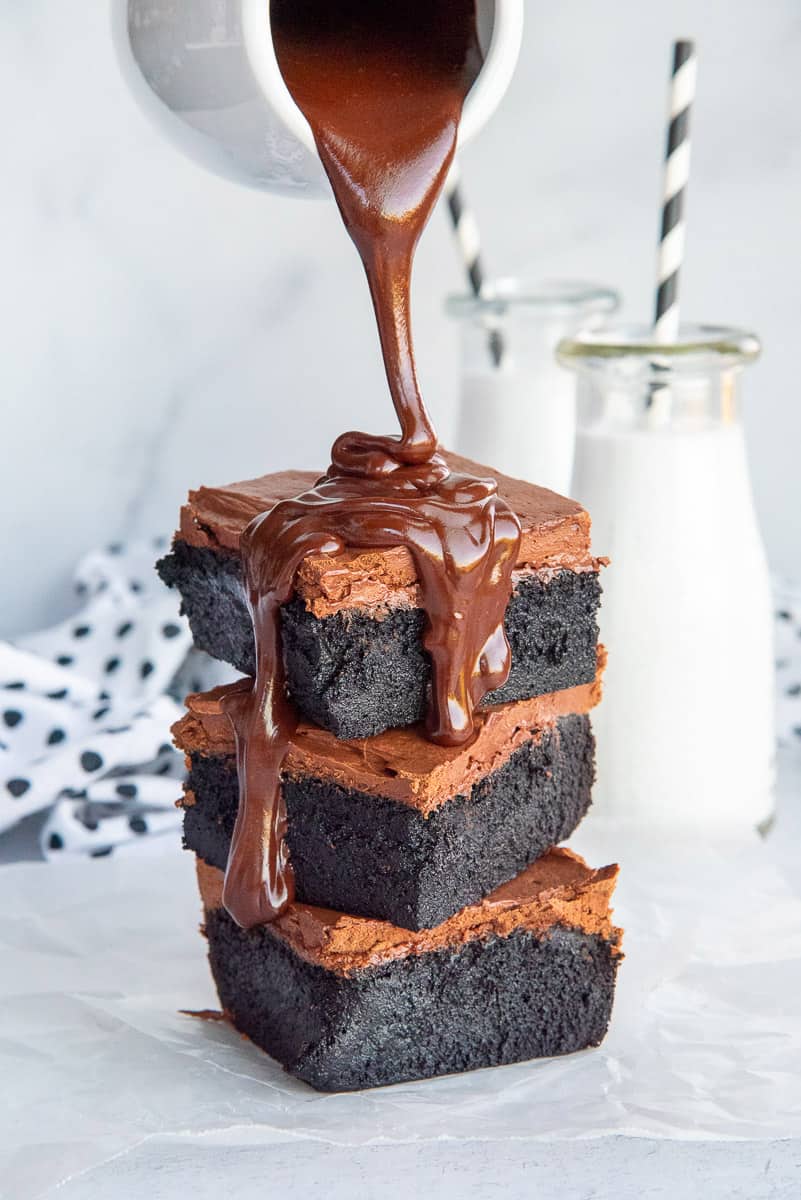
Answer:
[{"xmin": 2, "ymin": 0, "xmax": 799, "ymax": 636}]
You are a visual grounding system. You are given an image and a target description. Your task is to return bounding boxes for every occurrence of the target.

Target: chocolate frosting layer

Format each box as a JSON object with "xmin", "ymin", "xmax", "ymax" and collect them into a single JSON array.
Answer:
[
  {"xmin": 196, "ymin": 848, "xmax": 621, "ymax": 975},
  {"xmin": 176, "ymin": 453, "xmax": 599, "ymax": 617},
  {"xmin": 174, "ymin": 656, "xmax": 604, "ymax": 815}
]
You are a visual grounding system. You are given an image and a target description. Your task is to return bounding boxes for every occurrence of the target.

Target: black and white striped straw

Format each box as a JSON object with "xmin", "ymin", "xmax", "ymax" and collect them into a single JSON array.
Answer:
[
  {"xmin": 444, "ymin": 161, "xmax": 505, "ymax": 367},
  {"xmin": 654, "ymin": 39, "xmax": 697, "ymax": 341}
]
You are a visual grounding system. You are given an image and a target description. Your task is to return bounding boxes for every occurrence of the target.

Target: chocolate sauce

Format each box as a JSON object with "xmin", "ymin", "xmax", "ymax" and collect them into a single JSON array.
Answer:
[
  {"xmin": 271, "ymin": 0, "xmax": 483, "ymax": 472},
  {"xmin": 221, "ymin": 0, "xmax": 522, "ymax": 929}
]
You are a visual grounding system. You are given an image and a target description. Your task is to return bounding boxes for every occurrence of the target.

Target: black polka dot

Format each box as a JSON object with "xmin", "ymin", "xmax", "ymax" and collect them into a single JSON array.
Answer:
[
  {"xmin": 3, "ymin": 710, "xmax": 22, "ymax": 729},
  {"xmin": 140, "ymin": 660, "xmax": 154, "ymax": 680},
  {"xmin": 105, "ymin": 657, "xmax": 121, "ymax": 675},
  {"xmin": 157, "ymin": 761, "xmax": 172, "ymax": 776},
  {"xmin": 162, "ymin": 622, "xmax": 181, "ymax": 639},
  {"xmin": 75, "ymin": 582, "xmax": 87, "ymax": 596},
  {"xmin": 777, "ymin": 609, "xmax": 792, "ymax": 621},
  {"xmin": 47, "ymin": 728, "xmax": 66, "ymax": 746},
  {"xmin": 108, "ymin": 542, "xmax": 123, "ymax": 555},
  {"xmin": 46, "ymin": 688, "xmax": 68, "ymax": 701},
  {"xmin": 116, "ymin": 622, "xmax": 133, "ymax": 639},
  {"xmin": 795, "ymin": 726, "xmax": 801, "ymax": 739},
  {"xmin": 190, "ymin": 678, "xmax": 203, "ymax": 692},
  {"xmin": 116, "ymin": 782, "xmax": 137, "ymax": 798},
  {"xmin": 4, "ymin": 681, "xmax": 24, "ymax": 691},
  {"xmin": 84, "ymin": 818, "xmax": 99, "ymax": 832},
  {"xmin": 158, "ymin": 743, "xmax": 173, "ymax": 757},
  {"xmin": 153, "ymin": 536, "xmax": 166, "ymax": 549},
  {"xmin": 787, "ymin": 683, "xmax": 801, "ymax": 697},
  {"xmin": 62, "ymin": 786, "xmax": 86, "ymax": 799},
  {"xmin": 99, "ymin": 690, "xmax": 111, "ymax": 701},
  {"xmin": 129, "ymin": 816, "xmax": 148, "ymax": 835},
  {"xmin": 91, "ymin": 846, "xmax": 113, "ymax": 858},
  {"xmin": 73, "ymin": 625, "xmax": 91, "ymax": 639},
  {"xmin": 7, "ymin": 778, "xmax": 30, "ymax": 798},
  {"xmin": 93, "ymin": 706, "xmax": 110, "ymax": 721},
  {"xmin": 130, "ymin": 580, "xmax": 143, "ymax": 594},
  {"xmin": 56, "ymin": 655, "xmax": 74, "ymax": 667},
  {"xmin": 48, "ymin": 833, "xmax": 64, "ymax": 850},
  {"xmin": 80, "ymin": 751, "xmax": 103, "ymax": 773}
]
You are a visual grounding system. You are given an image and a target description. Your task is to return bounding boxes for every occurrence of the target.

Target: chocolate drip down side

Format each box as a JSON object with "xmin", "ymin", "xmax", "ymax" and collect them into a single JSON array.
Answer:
[
  {"xmin": 221, "ymin": 2, "xmax": 524, "ymax": 931},
  {"xmin": 223, "ymin": 471, "xmax": 521, "ymax": 929}
]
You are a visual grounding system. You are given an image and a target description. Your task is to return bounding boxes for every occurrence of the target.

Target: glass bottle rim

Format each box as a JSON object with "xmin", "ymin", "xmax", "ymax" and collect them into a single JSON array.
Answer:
[
  {"xmin": 445, "ymin": 278, "xmax": 619, "ymax": 319},
  {"xmin": 557, "ymin": 323, "xmax": 761, "ymax": 372}
]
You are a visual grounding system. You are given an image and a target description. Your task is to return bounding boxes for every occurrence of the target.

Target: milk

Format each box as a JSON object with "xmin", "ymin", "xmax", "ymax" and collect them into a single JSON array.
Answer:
[
  {"xmin": 448, "ymin": 285, "xmax": 619, "ymax": 495},
  {"xmin": 455, "ymin": 361, "xmax": 575, "ymax": 494},
  {"xmin": 572, "ymin": 422, "xmax": 775, "ymax": 831}
]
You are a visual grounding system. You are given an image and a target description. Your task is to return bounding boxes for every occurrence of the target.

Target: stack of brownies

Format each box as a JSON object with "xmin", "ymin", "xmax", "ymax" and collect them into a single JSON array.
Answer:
[{"xmin": 159, "ymin": 453, "xmax": 622, "ymax": 1092}]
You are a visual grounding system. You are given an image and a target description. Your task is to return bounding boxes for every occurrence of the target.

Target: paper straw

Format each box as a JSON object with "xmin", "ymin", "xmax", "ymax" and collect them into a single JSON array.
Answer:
[
  {"xmin": 648, "ymin": 40, "xmax": 697, "ymax": 421},
  {"xmin": 654, "ymin": 39, "xmax": 697, "ymax": 341},
  {"xmin": 444, "ymin": 161, "xmax": 505, "ymax": 367}
]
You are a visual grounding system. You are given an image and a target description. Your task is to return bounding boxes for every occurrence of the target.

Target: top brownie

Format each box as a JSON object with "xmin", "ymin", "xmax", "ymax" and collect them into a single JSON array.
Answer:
[{"xmin": 158, "ymin": 453, "xmax": 603, "ymax": 739}]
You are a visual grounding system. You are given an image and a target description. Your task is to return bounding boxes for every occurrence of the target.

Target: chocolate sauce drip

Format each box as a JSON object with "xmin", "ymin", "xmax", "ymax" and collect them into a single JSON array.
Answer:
[
  {"xmin": 271, "ymin": 0, "xmax": 482, "ymax": 474},
  {"xmin": 223, "ymin": 470, "xmax": 520, "ymax": 928},
  {"xmin": 221, "ymin": 1, "xmax": 522, "ymax": 929}
]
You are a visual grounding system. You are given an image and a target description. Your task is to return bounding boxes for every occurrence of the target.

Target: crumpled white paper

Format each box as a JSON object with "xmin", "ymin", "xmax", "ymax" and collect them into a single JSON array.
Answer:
[{"xmin": 2, "ymin": 792, "xmax": 801, "ymax": 1199}]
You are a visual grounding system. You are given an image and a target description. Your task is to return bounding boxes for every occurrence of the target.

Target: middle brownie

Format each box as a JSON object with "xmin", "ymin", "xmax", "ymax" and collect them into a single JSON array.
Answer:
[{"xmin": 173, "ymin": 671, "xmax": 601, "ymax": 931}]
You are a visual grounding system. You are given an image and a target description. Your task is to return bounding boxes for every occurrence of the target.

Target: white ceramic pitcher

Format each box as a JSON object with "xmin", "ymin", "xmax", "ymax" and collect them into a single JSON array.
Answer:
[{"xmin": 112, "ymin": 0, "xmax": 525, "ymax": 195}]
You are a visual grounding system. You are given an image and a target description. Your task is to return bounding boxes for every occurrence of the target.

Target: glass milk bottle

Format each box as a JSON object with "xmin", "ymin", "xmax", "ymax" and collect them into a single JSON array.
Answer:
[
  {"xmin": 446, "ymin": 281, "xmax": 618, "ymax": 495},
  {"xmin": 558, "ymin": 325, "xmax": 775, "ymax": 831}
]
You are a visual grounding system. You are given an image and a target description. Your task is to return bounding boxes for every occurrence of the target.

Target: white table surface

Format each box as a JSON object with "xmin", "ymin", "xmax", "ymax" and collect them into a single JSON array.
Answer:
[{"xmin": 3, "ymin": 751, "xmax": 800, "ymax": 1200}]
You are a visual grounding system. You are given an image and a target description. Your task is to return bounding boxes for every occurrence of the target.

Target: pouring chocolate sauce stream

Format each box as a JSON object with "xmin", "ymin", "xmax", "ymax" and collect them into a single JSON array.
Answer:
[{"xmin": 221, "ymin": 0, "xmax": 522, "ymax": 929}]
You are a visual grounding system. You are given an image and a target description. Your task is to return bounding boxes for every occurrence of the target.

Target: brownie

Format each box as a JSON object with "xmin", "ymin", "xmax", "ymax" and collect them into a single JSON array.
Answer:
[
  {"xmin": 174, "ymin": 675, "xmax": 601, "ymax": 929},
  {"xmin": 196, "ymin": 849, "xmax": 622, "ymax": 1092},
  {"xmin": 157, "ymin": 453, "xmax": 603, "ymax": 740},
  {"xmin": 160, "ymin": 543, "xmax": 600, "ymax": 738}
]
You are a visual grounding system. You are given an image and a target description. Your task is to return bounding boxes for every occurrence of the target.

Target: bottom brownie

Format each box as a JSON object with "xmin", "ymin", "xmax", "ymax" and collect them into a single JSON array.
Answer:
[{"xmin": 196, "ymin": 850, "xmax": 622, "ymax": 1092}]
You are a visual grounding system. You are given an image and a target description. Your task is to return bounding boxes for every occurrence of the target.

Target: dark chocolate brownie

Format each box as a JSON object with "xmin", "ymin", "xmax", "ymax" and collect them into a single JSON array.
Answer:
[
  {"xmin": 183, "ymin": 713, "xmax": 594, "ymax": 930},
  {"xmin": 204, "ymin": 911, "xmax": 619, "ymax": 1092},
  {"xmin": 159, "ymin": 540, "xmax": 601, "ymax": 739}
]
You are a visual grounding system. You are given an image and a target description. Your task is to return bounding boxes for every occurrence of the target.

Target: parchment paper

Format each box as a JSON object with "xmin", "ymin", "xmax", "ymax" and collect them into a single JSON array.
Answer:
[{"xmin": 2, "ymin": 803, "xmax": 801, "ymax": 1199}]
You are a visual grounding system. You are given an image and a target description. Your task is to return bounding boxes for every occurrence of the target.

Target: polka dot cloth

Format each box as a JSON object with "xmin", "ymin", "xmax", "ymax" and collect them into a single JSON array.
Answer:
[
  {"xmin": 775, "ymin": 577, "xmax": 801, "ymax": 749},
  {"xmin": 0, "ymin": 539, "xmax": 195, "ymax": 858}
]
